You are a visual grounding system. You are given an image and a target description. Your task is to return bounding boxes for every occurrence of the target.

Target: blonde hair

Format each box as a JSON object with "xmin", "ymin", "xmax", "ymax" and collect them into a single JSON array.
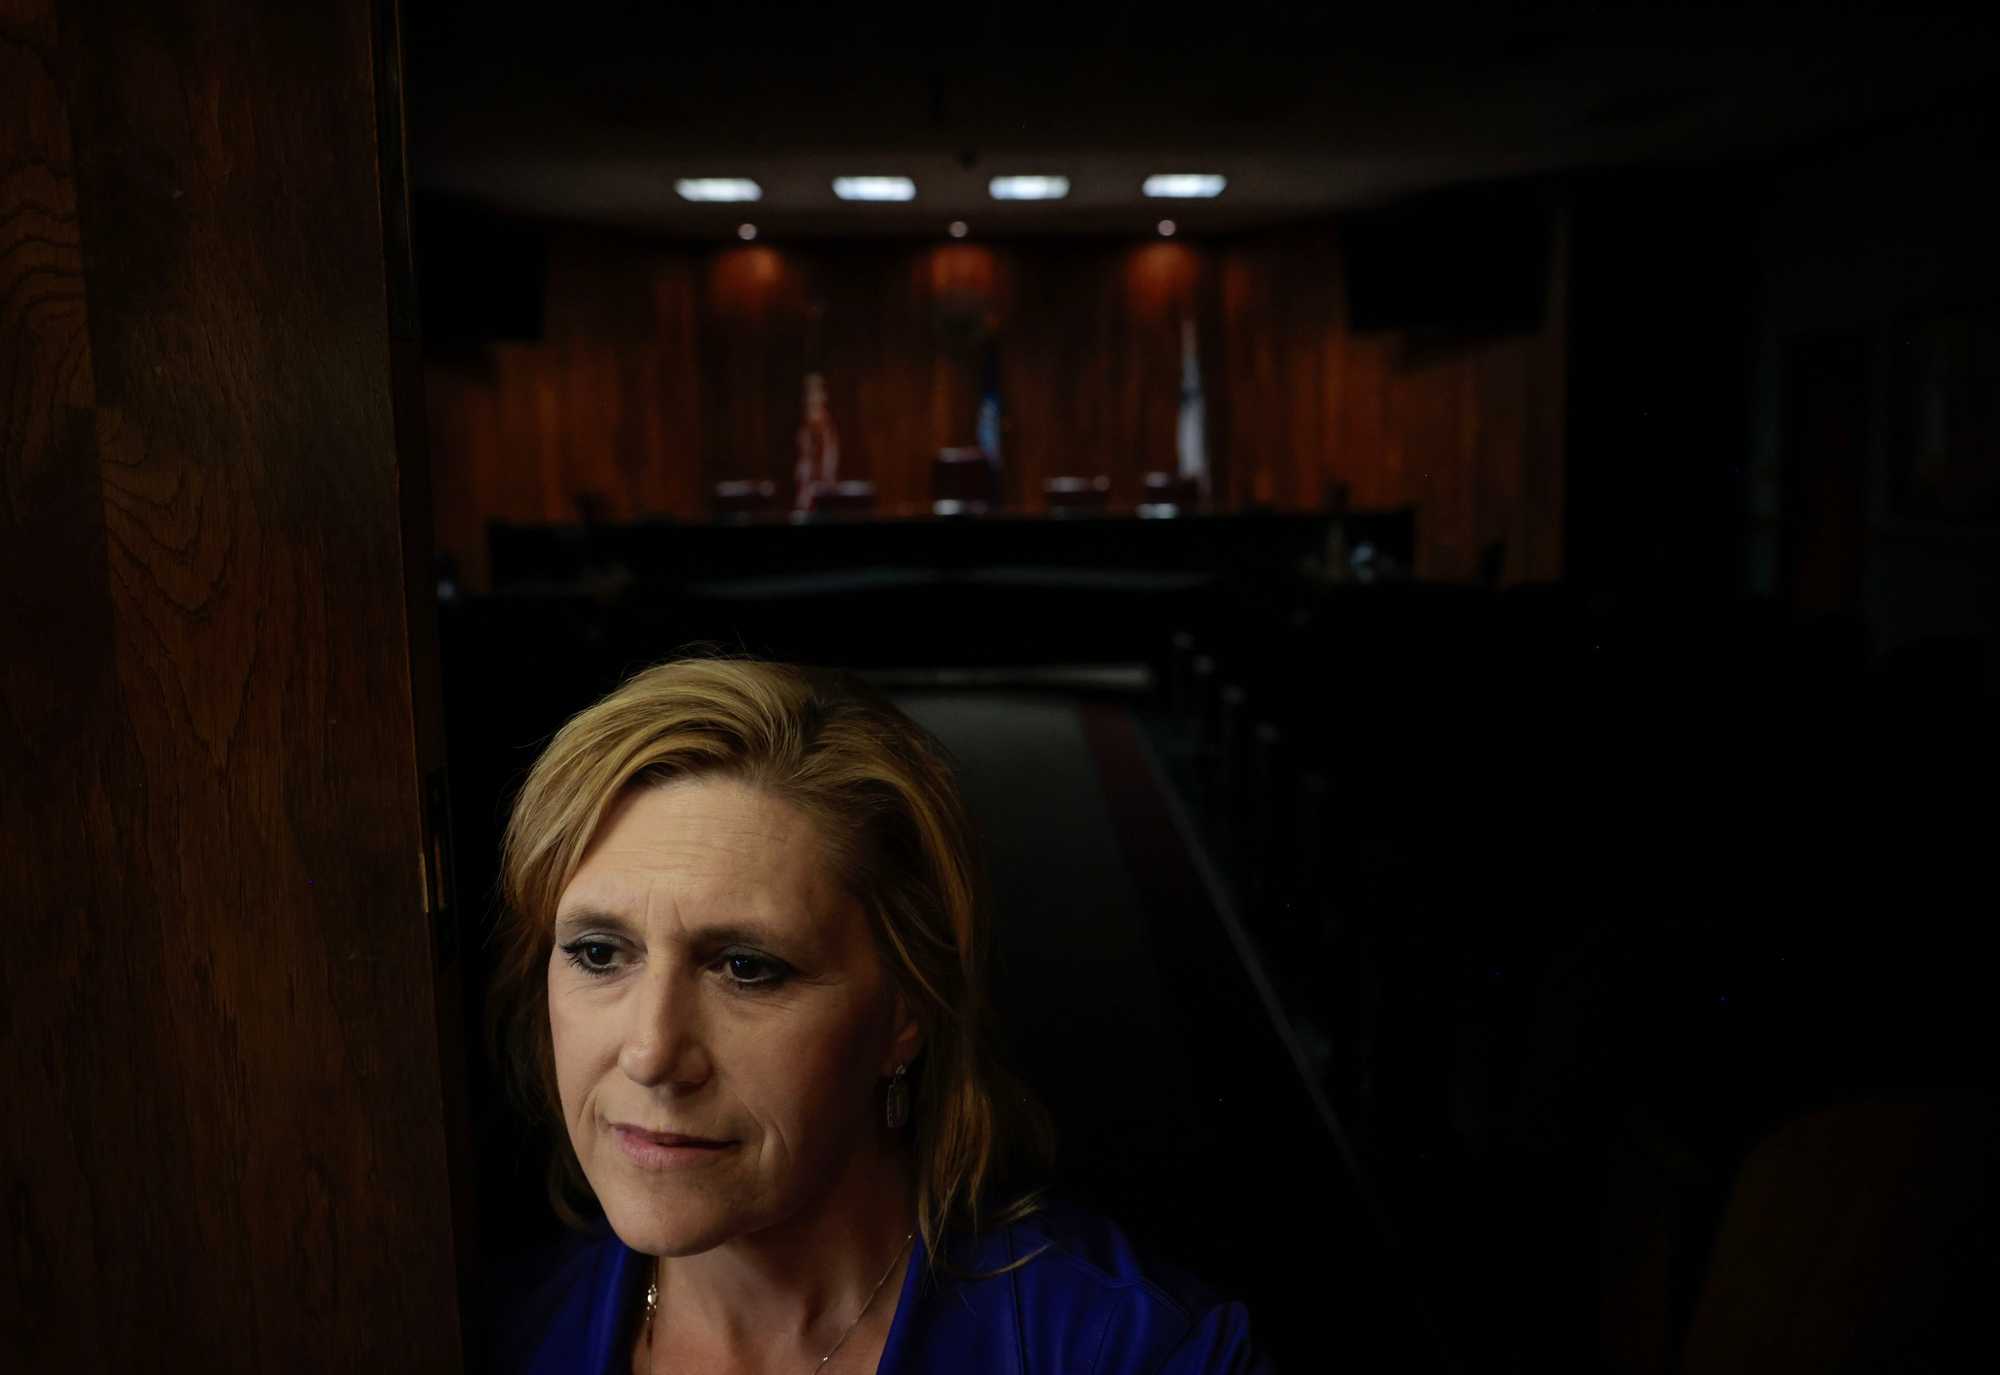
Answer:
[{"xmin": 489, "ymin": 656, "xmax": 1052, "ymax": 1267}]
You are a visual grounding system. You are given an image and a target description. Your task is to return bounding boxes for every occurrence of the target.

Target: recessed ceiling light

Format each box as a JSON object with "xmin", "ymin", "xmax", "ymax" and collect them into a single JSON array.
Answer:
[
  {"xmin": 988, "ymin": 175, "xmax": 1070, "ymax": 201},
  {"xmin": 1157, "ymin": 219, "xmax": 1177, "ymax": 237},
  {"xmin": 948, "ymin": 220, "xmax": 969, "ymax": 239},
  {"xmin": 832, "ymin": 176, "xmax": 916, "ymax": 202},
  {"xmin": 737, "ymin": 223, "xmax": 758, "ymax": 241},
  {"xmin": 675, "ymin": 178, "xmax": 763, "ymax": 203},
  {"xmin": 1143, "ymin": 174, "xmax": 1227, "ymax": 199}
]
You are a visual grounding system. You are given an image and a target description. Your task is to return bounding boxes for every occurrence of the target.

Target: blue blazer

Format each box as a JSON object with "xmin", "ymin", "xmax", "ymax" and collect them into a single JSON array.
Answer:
[{"xmin": 489, "ymin": 1200, "xmax": 1274, "ymax": 1374}]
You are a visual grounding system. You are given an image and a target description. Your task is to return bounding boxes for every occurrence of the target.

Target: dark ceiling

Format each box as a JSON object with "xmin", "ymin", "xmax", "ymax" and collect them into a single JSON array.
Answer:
[{"xmin": 404, "ymin": 0, "xmax": 2000, "ymax": 237}]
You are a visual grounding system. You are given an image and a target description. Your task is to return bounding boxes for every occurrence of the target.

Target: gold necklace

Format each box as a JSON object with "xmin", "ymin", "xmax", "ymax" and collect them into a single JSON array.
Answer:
[{"xmin": 643, "ymin": 1230, "xmax": 914, "ymax": 1372}]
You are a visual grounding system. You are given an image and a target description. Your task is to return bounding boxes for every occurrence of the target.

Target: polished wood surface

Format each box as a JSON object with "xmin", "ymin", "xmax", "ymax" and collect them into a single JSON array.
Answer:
[
  {"xmin": 424, "ymin": 215, "xmax": 1565, "ymax": 590},
  {"xmin": 1217, "ymin": 216, "xmax": 1568, "ymax": 583},
  {"xmin": 2, "ymin": 0, "xmax": 466, "ymax": 1367}
]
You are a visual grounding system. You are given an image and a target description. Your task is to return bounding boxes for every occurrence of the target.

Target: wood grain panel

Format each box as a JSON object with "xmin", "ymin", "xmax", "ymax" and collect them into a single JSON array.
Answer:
[
  {"xmin": 422, "ymin": 214, "xmax": 1567, "ymax": 587},
  {"xmin": 2, "ymin": 0, "xmax": 465, "ymax": 1367},
  {"xmin": 1522, "ymin": 207, "xmax": 1569, "ymax": 584},
  {"xmin": 1216, "ymin": 215, "xmax": 1569, "ymax": 581}
]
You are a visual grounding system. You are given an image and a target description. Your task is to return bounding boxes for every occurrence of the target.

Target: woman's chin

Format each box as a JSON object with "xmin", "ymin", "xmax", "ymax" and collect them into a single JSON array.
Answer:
[
  {"xmin": 595, "ymin": 1181, "xmax": 757, "ymax": 1258},
  {"xmin": 604, "ymin": 1202, "xmax": 738, "ymax": 1258}
]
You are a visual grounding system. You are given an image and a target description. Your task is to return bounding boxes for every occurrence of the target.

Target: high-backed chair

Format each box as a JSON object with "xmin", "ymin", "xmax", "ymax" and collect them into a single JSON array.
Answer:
[
  {"xmin": 933, "ymin": 446, "xmax": 1002, "ymax": 514},
  {"xmin": 1139, "ymin": 470, "xmax": 1202, "ymax": 516},
  {"xmin": 807, "ymin": 479, "xmax": 877, "ymax": 517},
  {"xmin": 711, "ymin": 479, "xmax": 778, "ymax": 520},
  {"xmin": 1042, "ymin": 475, "xmax": 1111, "ymax": 515}
]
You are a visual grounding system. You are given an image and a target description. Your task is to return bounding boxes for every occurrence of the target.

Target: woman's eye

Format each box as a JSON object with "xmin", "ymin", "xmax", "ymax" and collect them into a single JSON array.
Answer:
[
  {"xmin": 561, "ymin": 940, "xmax": 620, "ymax": 976},
  {"xmin": 720, "ymin": 952, "xmax": 788, "ymax": 988}
]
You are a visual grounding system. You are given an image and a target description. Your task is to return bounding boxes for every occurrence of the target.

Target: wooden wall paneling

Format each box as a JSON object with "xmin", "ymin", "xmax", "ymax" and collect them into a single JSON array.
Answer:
[
  {"xmin": 2, "ymin": 0, "xmax": 465, "ymax": 1367},
  {"xmin": 829, "ymin": 247, "xmax": 877, "ymax": 502},
  {"xmin": 1245, "ymin": 230, "xmax": 1290, "ymax": 508},
  {"xmin": 425, "ymin": 355, "xmax": 504, "ymax": 590},
  {"xmin": 813, "ymin": 247, "xmax": 865, "ymax": 494},
  {"xmin": 1440, "ymin": 349, "xmax": 1477, "ymax": 581},
  {"xmin": 1461, "ymin": 348, "xmax": 1496, "ymax": 581},
  {"xmin": 995, "ymin": 248, "xmax": 1035, "ymax": 510},
  {"xmin": 857, "ymin": 241, "xmax": 945, "ymax": 510},
  {"xmin": 984, "ymin": 243, "xmax": 1024, "ymax": 505},
  {"xmin": 1008, "ymin": 242, "xmax": 1056, "ymax": 509},
  {"xmin": 543, "ymin": 232, "xmax": 653, "ymax": 344},
  {"xmin": 1318, "ymin": 223, "xmax": 1369, "ymax": 513},
  {"xmin": 1253, "ymin": 230, "xmax": 1300, "ymax": 507},
  {"xmin": 1000, "ymin": 246, "xmax": 1086, "ymax": 508},
  {"xmin": 1122, "ymin": 242, "xmax": 1200, "ymax": 498},
  {"xmin": 610, "ymin": 336, "xmax": 666, "ymax": 518},
  {"xmin": 1334, "ymin": 335, "xmax": 1394, "ymax": 512},
  {"xmin": 1316, "ymin": 259, "xmax": 1351, "ymax": 512},
  {"xmin": 1219, "ymin": 244, "xmax": 1275, "ymax": 507},
  {"xmin": 1476, "ymin": 337, "xmax": 1532, "ymax": 585},
  {"xmin": 925, "ymin": 243, "xmax": 1002, "ymax": 487},
  {"xmin": 650, "ymin": 253, "xmax": 704, "ymax": 518},
  {"xmin": 1193, "ymin": 254, "xmax": 1220, "ymax": 509},
  {"xmin": 1056, "ymin": 245, "xmax": 1114, "ymax": 499},
  {"xmin": 494, "ymin": 344, "xmax": 561, "ymax": 522},
  {"xmin": 1192, "ymin": 245, "xmax": 1231, "ymax": 506},
  {"xmin": 1117, "ymin": 243, "xmax": 1172, "ymax": 501},
  {"xmin": 570, "ymin": 340, "xmax": 635, "ymax": 521},
  {"xmin": 702, "ymin": 244, "xmax": 800, "ymax": 493},
  {"xmin": 1288, "ymin": 233, "xmax": 1336, "ymax": 512},
  {"xmin": 1110, "ymin": 244, "xmax": 1147, "ymax": 502},
  {"xmin": 1523, "ymin": 206, "xmax": 1570, "ymax": 582},
  {"xmin": 696, "ymin": 255, "xmax": 731, "ymax": 500},
  {"xmin": 538, "ymin": 246, "xmax": 624, "ymax": 521},
  {"xmin": 2, "ymin": 4, "xmax": 114, "ymax": 1354},
  {"xmin": 1103, "ymin": 247, "xmax": 1143, "ymax": 500},
  {"xmin": 554, "ymin": 343, "xmax": 600, "ymax": 519},
  {"xmin": 1441, "ymin": 353, "xmax": 1475, "ymax": 569},
  {"xmin": 766, "ymin": 249, "xmax": 813, "ymax": 496},
  {"xmin": 376, "ymin": 0, "xmax": 479, "ymax": 1318},
  {"xmin": 570, "ymin": 270, "xmax": 611, "ymax": 516},
  {"xmin": 424, "ymin": 360, "xmax": 465, "ymax": 583},
  {"xmin": 1404, "ymin": 351, "xmax": 1475, "ymax": 580},
  {"xmin": 416, "ymin": 217, "xmax": 1567, "ymax": 581}
]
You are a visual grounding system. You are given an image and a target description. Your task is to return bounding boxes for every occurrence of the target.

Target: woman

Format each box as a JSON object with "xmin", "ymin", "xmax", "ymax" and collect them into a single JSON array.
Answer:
[{"xmin": 486, "ymin": 658, "xmax": 1272, "ymax": 1373}]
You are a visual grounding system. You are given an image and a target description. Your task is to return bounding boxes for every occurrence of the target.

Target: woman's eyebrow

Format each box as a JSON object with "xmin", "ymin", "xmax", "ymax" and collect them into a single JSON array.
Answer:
[
  {"xmin": 682, "ymin": 920, "xmax": 805, "ymax": 953},
  {"xmin": 552, "ymin": 906, "xmax": 639, "ymax": 939},
  {"xmin": 552, "ymin": 908, "xmax": 799, "ymax": 951}
]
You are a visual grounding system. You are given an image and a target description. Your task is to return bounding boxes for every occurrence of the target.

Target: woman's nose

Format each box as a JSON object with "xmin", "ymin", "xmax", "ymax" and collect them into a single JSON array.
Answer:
[{"xmin": 616, "ymin": 966, "xmax": 712, "ymax": 1089}]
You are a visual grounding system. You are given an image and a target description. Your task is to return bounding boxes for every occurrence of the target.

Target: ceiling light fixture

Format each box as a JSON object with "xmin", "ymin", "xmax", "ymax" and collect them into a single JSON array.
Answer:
[
  {"xmin": 1143, "ymin": 174, "xmax": 1227, "ymax": 199},
  {"xmin": 832, "ymin": 176, "xmax": 917, "ymax": 202},
  {"xmin": 675, "ymin": 178, "xmax": 763, "ymax": 202},
  {"xmin": 988, "ymin": 175, "xmax": 1070, "ymax": 201}
]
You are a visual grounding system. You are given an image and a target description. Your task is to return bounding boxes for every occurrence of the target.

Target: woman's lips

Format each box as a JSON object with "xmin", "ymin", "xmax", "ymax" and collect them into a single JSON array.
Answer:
[{"xmin": 612, "ymin": 1125, "xmax": 739, "ymax": 1170}]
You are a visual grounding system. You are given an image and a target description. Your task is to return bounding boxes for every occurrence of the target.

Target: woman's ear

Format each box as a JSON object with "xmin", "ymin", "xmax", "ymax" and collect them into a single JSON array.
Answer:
[{"xmin": 884, "ymin": 989, "xmax": 925, "ymax": 1073}]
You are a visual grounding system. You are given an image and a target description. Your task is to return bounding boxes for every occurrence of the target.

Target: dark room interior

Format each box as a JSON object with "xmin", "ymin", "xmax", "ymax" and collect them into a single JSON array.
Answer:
[{"xmin": 5, "ymin": 1, "xmax": 1997, "ymax": 1371}]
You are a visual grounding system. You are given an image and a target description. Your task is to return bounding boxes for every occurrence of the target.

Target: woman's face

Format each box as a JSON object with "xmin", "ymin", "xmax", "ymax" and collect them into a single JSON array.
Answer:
[{"xmin": 549, "ymin": 774, "xmax": 920, "ymax": 1256}]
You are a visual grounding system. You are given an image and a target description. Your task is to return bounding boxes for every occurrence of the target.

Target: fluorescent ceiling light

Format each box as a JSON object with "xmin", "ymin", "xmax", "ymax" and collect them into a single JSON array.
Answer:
[
  {"xmin": 833, "ymin": 176, "xmax": 916, "ymax": 202},
  {"xmin": 675, "ymin": 178, "xmax": 762, "ymax": 202},
  {"xmin": 988, "ymin": 175, "xmax": 1070, "ymax": 201},
  {"xmin": 1143, "ymin": 174, "xmax": 1227, "ymax": 199}
]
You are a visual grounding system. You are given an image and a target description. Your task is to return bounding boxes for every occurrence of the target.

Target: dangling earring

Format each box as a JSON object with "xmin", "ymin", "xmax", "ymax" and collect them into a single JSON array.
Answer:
[{"xmin": 885, "ymin": 1062, "xmax": 910, "ymax": 1129}]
